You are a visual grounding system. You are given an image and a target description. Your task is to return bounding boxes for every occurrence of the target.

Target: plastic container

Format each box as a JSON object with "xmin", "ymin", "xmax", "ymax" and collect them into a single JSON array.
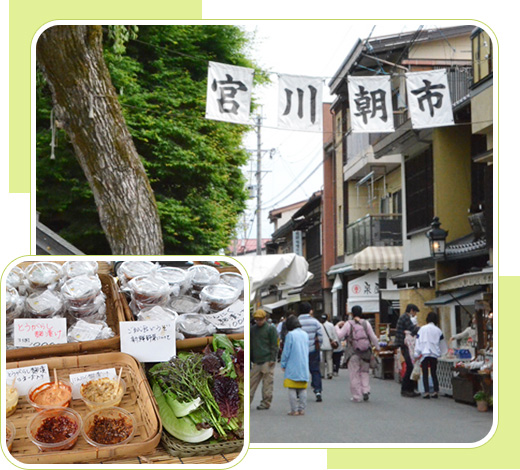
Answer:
[
  {"xmin": 26, "ymin": 289, "xmax": 64, "ymax": 318},
  {"xmin": 117, "ymin": 261, "xmax": 156, "ymax": 283},
  {"xmin": 28, "ymin": 379, "xmax": 72, "ymax": 411},
  {"xmin": 62, "ymin": 261, "xmax": 98, "ymax": 279},
  {"xmin": 187, "ymin": 265, "xmax": 220, "ymax": 294},
  {"xmin": 200, "ymin": 284, "xmax": 240, "ymax": 312},
  {"xmin": 219, "ymin": 272, "xmax": 244, "ymax": 293},
  {"xmin": 61, "ymin": 275, "xmax": 102, "ymax": 307},
  {"xmin": 82, "ymin": 407, "xmax": 135, "ymax": 447},
  {"xmin": 177, "ymin": 313, "xmax": 217, "ymax": 338},
  {"xmin": 25, "ymin": 262, "xmax": 62, "ymax": 290},
  {"xmin": 169, "ymin": 295, "xmax": 201, "ymax": 314},
  {"xmin": 6, "ymin": 420, "xmax": 15, "ymax": 452},
  {"xmin": 80, "ymin": 377, "xmax": 126, "ymax": 410},
  {"xmin": 6, "ymin": 385, "xmax": 19, "ymax": 417},
  {"xmin": 156, "ymin": 267, "xmax": 189, "ymax": 296},
  {"xmin": 128, "ymin": 275, "xmax": 171, "ymax": 307},
  {"xmin": 27, "ymin": 408, "xmax": 82, "ymax": 452}
]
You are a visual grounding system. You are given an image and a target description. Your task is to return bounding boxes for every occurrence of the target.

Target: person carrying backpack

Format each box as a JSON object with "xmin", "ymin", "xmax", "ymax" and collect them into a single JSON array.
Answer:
[{"xmin": 335, "ymin": 305, "xmax": 380, "ymax": 402}]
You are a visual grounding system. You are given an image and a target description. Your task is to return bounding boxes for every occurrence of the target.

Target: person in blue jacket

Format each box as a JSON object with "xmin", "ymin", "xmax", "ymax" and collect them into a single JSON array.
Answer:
[{"xmin": 280, "ymin": 314, "xmax": 311, "ymax": 416}]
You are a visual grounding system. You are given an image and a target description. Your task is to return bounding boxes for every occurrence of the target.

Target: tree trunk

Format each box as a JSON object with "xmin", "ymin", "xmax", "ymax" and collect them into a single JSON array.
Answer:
[{"xmin": 37, "ymin": 25, "xmax": 164, "ymax": 255}]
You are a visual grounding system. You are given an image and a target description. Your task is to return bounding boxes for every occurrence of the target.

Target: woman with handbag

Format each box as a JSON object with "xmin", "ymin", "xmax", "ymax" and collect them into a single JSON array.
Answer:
[
  {"xmin": 335, "ymin": 305, "xmax": 380, "ymax": 402},
  {"xmin": 319, "ymin": 314, "xmax": 340, "ymax": 379}
]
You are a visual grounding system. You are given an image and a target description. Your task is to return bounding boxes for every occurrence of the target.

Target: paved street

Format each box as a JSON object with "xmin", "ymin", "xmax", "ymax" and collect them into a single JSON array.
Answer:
[{"xmin": 250, "ymin": 364, "xmax": 493, "ymax": 444}]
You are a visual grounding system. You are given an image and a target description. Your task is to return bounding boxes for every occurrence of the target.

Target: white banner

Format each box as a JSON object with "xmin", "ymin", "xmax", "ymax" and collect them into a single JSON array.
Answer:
[
  {"xmin": 278, "ymin": 74, "xmax": 323, "ymax": 131},
  {"xmin": 348, "ymin": 75, "xmax": 394, "ymax": 133},
  {"xmin": 406, "ymin": 69, "xmax": 454, "ymax": 129},
  {"xmin": 205, "ymin": 61, "xmax": 254, "ymax": 125}
]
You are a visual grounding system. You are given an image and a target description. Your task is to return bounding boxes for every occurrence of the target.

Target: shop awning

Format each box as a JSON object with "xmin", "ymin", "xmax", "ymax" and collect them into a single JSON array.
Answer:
[
  {"xmin": 327, "ymin": 262, "xmax": 354, "ymax": 277},
  {"xmin": 424, "ymin": 287, "xmax": 484, "ymax": 306},
  {"xmin": 263, "ymin": 294, "xmax": 302, "ymax": 313},
  {"xmin": 437, "ymin": 267, "xmax": 493, "ymax": 292},
  {"xmin": 351, "ymin": 246, "xmax": 403, "ymax": 271},
  {"xmin": 391, "ymin": 268, "xmax": 434, "ymax": 285}
]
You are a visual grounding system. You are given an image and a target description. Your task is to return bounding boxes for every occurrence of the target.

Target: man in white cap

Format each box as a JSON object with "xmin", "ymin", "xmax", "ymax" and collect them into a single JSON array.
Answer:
[{"xmin": 250, "ymin": 309, "xmax": 279, "ymax": 410}]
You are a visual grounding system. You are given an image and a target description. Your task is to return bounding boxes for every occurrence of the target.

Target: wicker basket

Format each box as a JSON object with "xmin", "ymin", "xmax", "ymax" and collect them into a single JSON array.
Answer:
[
  {"xmin": 7, "ymin": 273, "xmax": 124, "ymax": 361},
  {"xmin": 160, "ymin": 432, "xmax": 244, "ymax": 458},
  {"xmin": 6, "ymin": 352, "xmax": 161, "ymax": 464}
]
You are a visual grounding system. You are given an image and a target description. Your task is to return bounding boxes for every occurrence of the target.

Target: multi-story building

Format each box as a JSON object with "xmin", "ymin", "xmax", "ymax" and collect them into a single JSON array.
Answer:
[{"xmin": 324, "ymin": 25, "xmax": 493, "ymax": 340}]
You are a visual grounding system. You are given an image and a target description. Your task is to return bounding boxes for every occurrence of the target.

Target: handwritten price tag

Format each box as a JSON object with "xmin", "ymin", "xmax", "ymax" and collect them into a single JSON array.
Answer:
[
  {"xmin": 6, "ymin": 365, "xmax": 50, "ymax": 396},
  {"xmin": 119, "ymin": 321, "xmax": 176, "ymax": 362},
  {"xmin": 69, "ymin": 368, "xmax": 117, "ymax": 399},
  {"xmin": 13, "ymin": 318, "xmax": 67, "ymax": 348}
]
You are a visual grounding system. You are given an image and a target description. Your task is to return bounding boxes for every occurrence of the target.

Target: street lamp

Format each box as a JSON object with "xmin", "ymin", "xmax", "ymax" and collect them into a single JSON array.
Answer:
[{"xmin": 427, "ymin": 217, "xmax": 448, "ymax": 259}]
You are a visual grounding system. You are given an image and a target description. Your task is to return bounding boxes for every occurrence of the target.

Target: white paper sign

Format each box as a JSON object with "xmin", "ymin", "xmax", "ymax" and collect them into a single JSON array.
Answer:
[
  {"xmin": 6, "ymin": 364, "xmax": 50, "ymax": 396},
  {"xmin": 278, "ymin": 74, "xmax": 323, "ymax": 131},
  {"xmin": 206, "ymin": 61, "xmax": 254, "ymax": 125},
  {"xmin": 119, "ymin": 321, "xmax": 176, "ymax": 362},
  {"xmin": 13, "ymin": 318, "xmax": 68, "ymax": 348},
  {"xmin": 406, "ymin": 69, "xmax": 454, "ymax": 129},
  {"xmin": 205, "ymin": 300, "xmax": 245, "ymax": 331},
  {"xmin": 69, "ymin": 368, "xmax": 117, "ymax": 399},
  {"xmin": 348, "ymin": 75, "xmax": 395, "ymax": 133}
]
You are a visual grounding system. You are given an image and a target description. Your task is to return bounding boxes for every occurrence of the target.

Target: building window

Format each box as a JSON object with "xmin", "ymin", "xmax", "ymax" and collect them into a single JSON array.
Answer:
[
  {"xmin": 472, "ymin": 29, "xmax": 492, "ymax": 85},
  {"xmin": 405, "ymin": 147, "xmax": 434, "ymax": 233}
]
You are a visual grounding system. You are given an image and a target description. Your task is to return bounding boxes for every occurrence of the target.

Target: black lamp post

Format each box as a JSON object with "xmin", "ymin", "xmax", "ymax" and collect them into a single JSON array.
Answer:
[{"xmin": 426, "ymin": 217, "xmax": 448, "ymax": 259}]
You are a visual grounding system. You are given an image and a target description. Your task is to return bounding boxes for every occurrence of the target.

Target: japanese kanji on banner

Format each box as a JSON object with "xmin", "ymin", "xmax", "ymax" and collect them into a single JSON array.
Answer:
[
  {"xmin": 406, "ymin": 69, "xmax": 454, "ymax": 129},
  {"xmin": 348, "ymin": 75, "xmax": 394, "ymax": 133},
  {"xmin": 205, "ymin": 61, "xmax": 254, "ymax": 125},
  {"xmin": 277, "ymin": 74, "xmax": 323, "ymax": 131}
]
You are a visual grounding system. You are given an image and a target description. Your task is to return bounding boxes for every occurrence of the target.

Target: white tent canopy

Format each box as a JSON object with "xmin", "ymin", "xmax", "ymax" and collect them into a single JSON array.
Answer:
[{"xmin": 236, "ymin": 254, "xmax": 313, "ymax": 302}]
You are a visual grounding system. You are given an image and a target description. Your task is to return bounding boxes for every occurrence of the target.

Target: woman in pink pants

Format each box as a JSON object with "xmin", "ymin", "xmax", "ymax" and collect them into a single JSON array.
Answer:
[{"xmin": 336, "ymin": 306, "xmax": 380, "ymax": 402}]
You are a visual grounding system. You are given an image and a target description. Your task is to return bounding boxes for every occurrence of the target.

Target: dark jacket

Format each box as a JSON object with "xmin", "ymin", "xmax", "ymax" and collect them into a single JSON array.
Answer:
[
  {"xmin": 395, "ymin": 313, "xmax": 419, "ymax": 346},
  {"xmin": 251, "ymin": 323, "xmax": 278, "ymax": 364}
]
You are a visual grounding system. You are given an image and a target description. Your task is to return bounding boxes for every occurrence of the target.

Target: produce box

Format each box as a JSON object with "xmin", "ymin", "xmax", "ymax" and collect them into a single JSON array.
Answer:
[
  {"xmin": 6, "ymin": 352, "xmax": 161, "ymax": 464},
  {"xmin": 149, "ymin": 335, "xmax": 245, "ymax": 458},
  {"xmin": 7, "ymin": 273, "xmax": 124, "ymax": 361}
]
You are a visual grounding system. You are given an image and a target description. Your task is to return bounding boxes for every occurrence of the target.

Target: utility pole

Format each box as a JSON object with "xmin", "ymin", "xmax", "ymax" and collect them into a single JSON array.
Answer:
[{"xmin": 255, "ymin": 114, "xmax": 262, "ymax": 255}]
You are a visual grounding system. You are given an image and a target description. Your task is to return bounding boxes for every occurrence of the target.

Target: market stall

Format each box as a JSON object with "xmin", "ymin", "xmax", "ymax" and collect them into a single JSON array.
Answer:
[{"xmin": 4, "ymin": 260, "xmax": 245, "ymax": 465}]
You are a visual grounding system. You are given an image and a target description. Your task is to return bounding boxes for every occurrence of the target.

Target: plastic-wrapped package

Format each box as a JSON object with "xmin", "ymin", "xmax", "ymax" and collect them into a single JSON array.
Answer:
[
  {"xmin": 6, "ymin": 287, "xmax": 25, "ymax": 322},
  {"xmin": 25, "ymin": 262, "xmax": 62, "ymax": 290},
  {"xmin": 177, "ymin": 314, "xmax": 217, "ymax": 338},
  {"xmin": 117, "ymin": 261, "xmax": 157, "ymax": 284},
  {"xmin": 136, "ymin": 305, "xmax": 178, "ymax": 323},
  {"xmin": 187, "ymin": 265, "xmax": 220, "ymax": 295},
  {"xmin": 62, "ymin": 261, "xmax": 98, "ymax": 279},
  {"xmin": 61, "ymin": 275, "xmax": 102, "ymax": 308},
  {"xmin": 26, "ymin": 289, "xmax": 64, "ymax": 318},
  {"xmin": 156, "ymin": 267, "xmax": 189, "ymax": 297},
  {"xmin": 6, "ymin": 266, "xmax": 25, "ymax": 291},
  {"xmin": 219, "ymin": 272, "xmax": 244, "ymax": 294},
  {"xmin": 128, "ymin": 274, "xmax": 171, "ymax": 307},
  {"xmin": 169, "ymin": 295, "xmax": 201, "ymax": 314},
  {"xmin": 68, "ymin": 297, "xmax": 107, "ymax": 323},
  {"xmin": 200, "ymin": 284, "xmax": 240, "ymax": 313},
  {"xmin": 67, "ymin": 319, "xmax": 115, "ymax": 342}
]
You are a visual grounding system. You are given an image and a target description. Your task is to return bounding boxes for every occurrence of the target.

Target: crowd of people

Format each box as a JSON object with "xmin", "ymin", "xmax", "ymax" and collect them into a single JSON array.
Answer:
[{"xmin": 250, "ymin": 302, "xmax": 450, "ymax": 415}]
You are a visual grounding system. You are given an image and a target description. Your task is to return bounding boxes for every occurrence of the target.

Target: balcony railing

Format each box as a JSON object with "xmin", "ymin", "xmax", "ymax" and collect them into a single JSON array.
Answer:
[{"xmin": 346, "ymin": 214, "xmax": 402, "ymax": 255}]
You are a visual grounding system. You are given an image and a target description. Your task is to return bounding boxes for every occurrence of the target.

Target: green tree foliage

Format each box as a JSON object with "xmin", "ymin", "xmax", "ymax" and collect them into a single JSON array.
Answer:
[{"xmin": 36, "ymin": 25, "xmax": 266, "ymax": 254}]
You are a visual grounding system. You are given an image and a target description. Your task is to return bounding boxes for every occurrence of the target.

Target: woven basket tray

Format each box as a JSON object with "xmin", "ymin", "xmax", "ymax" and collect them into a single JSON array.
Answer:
[
  {"xmin": 160, "ymin": 432, "xmax": 244, "ymax": 458},
  {"xmin": 6, "ymin": 352, "xmax": 161, "ymax": 464},
  {"xmin": 7, "ymin": 273, "xmax": 124, "ymax": 361}
]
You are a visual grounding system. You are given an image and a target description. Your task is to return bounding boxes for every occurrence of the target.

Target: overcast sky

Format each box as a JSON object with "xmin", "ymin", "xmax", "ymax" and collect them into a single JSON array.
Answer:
[{"xmin": 236, "ymin": 20, "xmax": 468, "ymax": 239}]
